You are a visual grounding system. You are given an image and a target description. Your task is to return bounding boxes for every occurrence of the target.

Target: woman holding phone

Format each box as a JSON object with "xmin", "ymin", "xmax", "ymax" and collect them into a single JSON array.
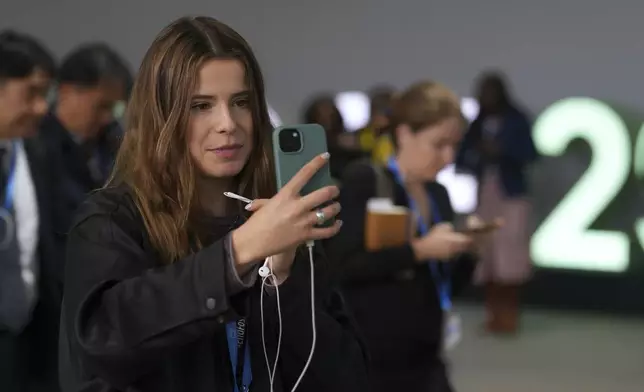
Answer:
[
  {"xmin": 58, "ymin": 16, "xmax": 366, "ymax": 392},
  {"xmin": 328, "ymin": 81, "xmax": 495, "ymax": 392}
]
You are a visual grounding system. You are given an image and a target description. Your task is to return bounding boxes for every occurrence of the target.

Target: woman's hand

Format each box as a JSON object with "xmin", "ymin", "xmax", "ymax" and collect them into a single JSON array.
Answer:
[
  {"xmin": 411, "ymin": 223, "xmax": 473, "ymax": 261},
  {"xmin": 244, "ymin": 200, "xmax": 298, "ymax": 283},
  {"xmin": 230, "ymin": 153, "xmax": 342, "ymax": 272},
  {"xmin": 465, "ymin": 214, "xmax": 503, "ymax": 254}
]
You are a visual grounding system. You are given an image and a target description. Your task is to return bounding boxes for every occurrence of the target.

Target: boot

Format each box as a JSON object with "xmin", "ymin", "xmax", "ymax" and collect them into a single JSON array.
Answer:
[
  {"xmin": 497, "ymin": 284, "xmax": 520, "ymax": 334},
  {"xmin": 484, "ymin": 282, "xmax": 502, "ymax": 333}
]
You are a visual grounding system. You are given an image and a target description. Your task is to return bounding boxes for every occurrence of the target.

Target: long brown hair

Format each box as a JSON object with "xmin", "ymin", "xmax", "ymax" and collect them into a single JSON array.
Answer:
[{"xmin": 108, "ymin": 17, "xmax": 275, "ymax": 263}]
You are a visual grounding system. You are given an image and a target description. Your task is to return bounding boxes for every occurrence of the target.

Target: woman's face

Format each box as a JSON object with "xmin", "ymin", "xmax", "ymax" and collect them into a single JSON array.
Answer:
[
  {"xmin": 187, "ymin": 59, "xmax": 253, "ymax": 179},
  {"xmin": 397, "ymin": 116, "xmax": 463, "ymax": 180}
]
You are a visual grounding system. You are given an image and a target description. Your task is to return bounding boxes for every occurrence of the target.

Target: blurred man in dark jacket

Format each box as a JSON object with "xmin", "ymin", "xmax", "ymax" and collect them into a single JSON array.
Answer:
[
  {"xmin": 37, "ymin": 43, "xmax": 131, "ymax": 243},
  {"xmin": 0, "ymin": 30, "xmax": 62, "ymax": 392}
]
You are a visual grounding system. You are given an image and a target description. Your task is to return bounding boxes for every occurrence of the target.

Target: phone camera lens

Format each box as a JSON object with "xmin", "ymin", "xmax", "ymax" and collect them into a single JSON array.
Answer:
[{"xmin": 279, "ymin": 128, "xmax": 303, "ymax": 153}]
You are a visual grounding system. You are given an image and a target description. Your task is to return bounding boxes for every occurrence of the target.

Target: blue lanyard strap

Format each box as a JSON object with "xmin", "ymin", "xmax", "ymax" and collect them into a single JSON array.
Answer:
[
  {"xmin": 386, "ymin": 158, "xmax": 452, "ymax": 312},
  {"xmin": 226, "ymin": 320, "xmax": 252, "ymax": 392},
  {"xmin": 2, "ymin": 140, "xmax": 18, "ymax": 211}
]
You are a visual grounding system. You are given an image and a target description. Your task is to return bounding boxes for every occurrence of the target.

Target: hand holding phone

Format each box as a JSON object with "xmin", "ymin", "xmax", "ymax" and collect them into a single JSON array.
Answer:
[
  {"xmin": 411, "ymin": 223, "xmax": 473, "ymax": 261},
  {"xmin": 231, "ymin": 153, "xmax": 342, "ymax": 269},
  {"xmin": 459, "ymin": 216, "xmax": 503, "ymax": 235},
  {"xmin": 272, "ymin": 124, "xmax": 336, "ymax": 227}
]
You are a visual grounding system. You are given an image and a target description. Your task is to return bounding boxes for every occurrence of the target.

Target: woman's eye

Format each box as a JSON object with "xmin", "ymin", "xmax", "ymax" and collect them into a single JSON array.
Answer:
[
  {"xmin": 191, "ymin": 102, "xmax": 212, "ymax": 111},
  {"xmin": 233, "ymin": 98, "xmax": 250, "ymax": 108}
]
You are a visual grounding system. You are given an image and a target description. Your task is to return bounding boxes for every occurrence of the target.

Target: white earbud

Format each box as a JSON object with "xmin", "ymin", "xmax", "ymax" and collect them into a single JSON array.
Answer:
[
  {"xmin": 259, "ymin": 257, "xmax": 272, "ymax": 278},
  {"xmin": 259, "ymin": 265, "xmax": 271, "ymax": 278}
]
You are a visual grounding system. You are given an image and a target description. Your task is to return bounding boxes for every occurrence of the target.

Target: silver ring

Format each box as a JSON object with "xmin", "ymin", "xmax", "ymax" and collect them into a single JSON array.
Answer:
[{"xmin": 315, "ymin": 209, "xmax": 326, "ymax": 225}]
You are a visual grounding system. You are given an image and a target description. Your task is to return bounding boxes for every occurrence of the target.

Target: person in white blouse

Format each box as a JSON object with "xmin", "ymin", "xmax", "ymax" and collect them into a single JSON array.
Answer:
[{"xmin": 0, "ymin": 30, "xmax": 62, "ymax": 392}]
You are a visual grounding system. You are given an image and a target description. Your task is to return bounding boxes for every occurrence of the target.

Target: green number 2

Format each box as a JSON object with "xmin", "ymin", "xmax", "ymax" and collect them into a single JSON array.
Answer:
[
  {"xmin": 530, "ymin": 97, "xmax": 632, "ymax": 272},
  {"xmin": 633, "ymin": 123, "xmax": 644, "ymax": 251}
]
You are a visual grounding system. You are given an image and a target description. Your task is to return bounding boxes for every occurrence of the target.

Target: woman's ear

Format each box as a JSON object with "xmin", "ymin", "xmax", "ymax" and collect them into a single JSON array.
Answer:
[{"xmin": 395, "ymin": 123, "xmax": 412, "ymax": 149}]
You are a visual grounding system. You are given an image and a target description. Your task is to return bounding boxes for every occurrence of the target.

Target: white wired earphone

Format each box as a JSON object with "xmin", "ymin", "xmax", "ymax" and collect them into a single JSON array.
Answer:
[{"xmin": 224, "ymin": 192, "xmax": 317, "ymax": 392}]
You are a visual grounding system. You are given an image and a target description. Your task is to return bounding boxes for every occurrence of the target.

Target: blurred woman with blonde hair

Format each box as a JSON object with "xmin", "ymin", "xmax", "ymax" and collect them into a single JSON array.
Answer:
[{"xmin": 328, "ymin": 80, "xmax": 494, "ymax": 392}]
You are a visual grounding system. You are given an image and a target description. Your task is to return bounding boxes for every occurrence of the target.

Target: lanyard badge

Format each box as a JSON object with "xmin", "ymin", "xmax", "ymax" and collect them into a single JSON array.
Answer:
[{"xmin": 226, "ymin": 319, "xmax": 252, "ymax": 392}]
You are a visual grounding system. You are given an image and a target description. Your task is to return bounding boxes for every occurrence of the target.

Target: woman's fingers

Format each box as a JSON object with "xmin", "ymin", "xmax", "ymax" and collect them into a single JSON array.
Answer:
[
  {"xmin": 448, "ymin": 234, "xmax": 474, "ymax": 251},
  {"xmin": 246, "ymin": 189, "xmax": 341, "ymax": 221},
  {"xmin": 466, "ymin": 215, "xmax": 504, "ymax": 231},
  {"xmin": 299, "ymin": 185, "xmax": 340, "ymax": 210},
  {"xmin": 280, "ymin": 153, "xmax": 330, "ymax": 196},
  {"xmin": 433, "ymin": 222, "xmax": 455, "ymax": 232},
  {"xmin": 466, "ymin": 214, "xmax": 485, "ymax": 229},
  {"xmin": 308, "ymin": 219, "xmax": 344, "ymax": 240},
  {"xmin": 433, "ymin": 224, "xmax": 474, "ymax": 259},
  {"xmin": 446, "ymin": 232, "xmax": 473, "ymax": 244},
  {"xmin": 306, "ymin": 202, "xmax": 341, "ymax": 226}
]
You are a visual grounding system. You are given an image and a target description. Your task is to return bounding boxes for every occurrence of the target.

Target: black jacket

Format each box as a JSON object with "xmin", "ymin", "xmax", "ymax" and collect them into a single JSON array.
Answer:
[
  {"xmin": 37, "ymin": 113, "xmax": 116, "ymax": 242},
  {"xmin": 0, "ymin": 138, "xmax": 63, "ymax": 392},
  {"xmin": 22, "ymin": 138, "xmax": 65, "ymax": 309},
  {"xmin": 326, "ymin": 162, "xmax": 477, "ymax": 370},
  {"xmin": 59, "ymin": 185, "xmax": 367, "ymax": 392}
]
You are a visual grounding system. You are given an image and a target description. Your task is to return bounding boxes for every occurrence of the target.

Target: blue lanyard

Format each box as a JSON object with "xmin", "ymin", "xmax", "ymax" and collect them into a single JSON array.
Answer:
[
  {"xmin": 2, "ymin": 140, "xmax": 18, "ymax": 211},
  {"xmin": 226, "ymin": 320, "xmax": 252, "ymax": 392},
  {"xmin": 387, "ymin": 158, "xmax": 452, "ymax": 312}
]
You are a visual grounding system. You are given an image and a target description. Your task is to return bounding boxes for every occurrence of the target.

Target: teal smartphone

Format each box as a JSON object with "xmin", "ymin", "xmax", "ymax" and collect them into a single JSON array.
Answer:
[{"xmin": 272, "ymin": 123, "xmax": 335, "ymax": 227}]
